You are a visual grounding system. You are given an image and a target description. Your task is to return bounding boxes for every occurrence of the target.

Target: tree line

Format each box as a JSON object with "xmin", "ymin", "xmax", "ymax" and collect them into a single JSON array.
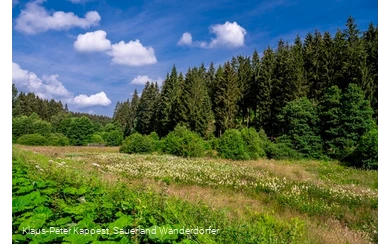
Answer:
[{"xmin": 12, "ymin": 17, "xmax": 378, "ymax": 169}]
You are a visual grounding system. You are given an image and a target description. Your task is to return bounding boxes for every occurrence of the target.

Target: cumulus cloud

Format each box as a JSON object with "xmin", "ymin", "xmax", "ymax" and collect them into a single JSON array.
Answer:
[
  {"xmin": 131, "ymin": 75, "xmax": 163, "ymax": 85},
  {"xmin": 178, "ymin": 21, "xmax": 246, "ymax": 48},
  {"xmin": 15, "ymin": 0, "xmax": 101, "ymax": 34},
  {"xmin": 108, "ymin": 40, "xmax": 157, "ymax": 66},
  {"xmin": 209, "ymin": 21, "xmax": 247, "ymax": 47},
  {"xmin": 72, "ymin": 92, "xmax": 111, "ymax": 107},
  {"xmin": 74, "ymin": 30, "xmax": 111, "ymax": 52},
  {"xmin": 73, "ymin": 29, "xmax": 157, "ymax": 66},
  {"xmin": 12, "ymin": 62, "xmax": 71, "ymax": 99},
  {"xmin": 178, "ymin": 32, "xmax": 193, "ymax": 46},
  {"xmin": 13, "ymin": 62, "xmax": 112, "ymax": 108}
]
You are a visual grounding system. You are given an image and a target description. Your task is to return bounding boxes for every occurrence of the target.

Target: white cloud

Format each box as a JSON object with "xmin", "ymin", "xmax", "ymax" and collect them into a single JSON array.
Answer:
[
  {"xmin": 15, "ymin": 0, "xmax": 101, "ymax": 34},
  {"xmin": 74, "ymin": 30, "xmax": 111, "ymax": 52},
  {"xmin": 209, "ymin": 21, "xmax": 247, "ymax": 47},
  {"xmin": 108, "ymin": 40, "xmax": 157, "ymax": 66},
  {"xmin": 178, "ymin": 32, "xmax": 193, "ymax": 46},
  {"xmin": 72, "ymin": 92, "xmax": 112, "ymax": 107},
  {"xmin": 13, "ymin": 62, "xmax": 112, "ymax": 108},
  {"xmin": 73, "ymin": 31, "xmax": 158, "ymax": 67},
  {"xmin": 131, "ymin": 75, "xmax": 163, "ymax": 85},
  {"xmin": 12, "ymin": 62, "xmax": 71, "ymax": 99},
  {"xmin": 178, "ymin": 21, "xmax": 246, "ymax": 48}
]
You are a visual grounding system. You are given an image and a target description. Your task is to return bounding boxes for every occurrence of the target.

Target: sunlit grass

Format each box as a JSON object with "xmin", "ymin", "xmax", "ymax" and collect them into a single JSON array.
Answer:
[{"xmin": 13, "ymin": 145, "xmax": 378, "ymax": 243}]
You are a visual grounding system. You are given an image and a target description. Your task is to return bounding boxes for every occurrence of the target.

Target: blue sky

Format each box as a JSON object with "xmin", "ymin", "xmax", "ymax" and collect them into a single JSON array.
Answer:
[{"xmin": 11, "ymin": 0, "xmax": 378, "ymax": 117}]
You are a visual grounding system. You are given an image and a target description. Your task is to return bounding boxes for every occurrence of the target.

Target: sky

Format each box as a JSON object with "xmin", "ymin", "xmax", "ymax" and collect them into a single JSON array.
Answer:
[{"xmin": 11, "ymin": 0, "xmax": 378, "ymax": 117}]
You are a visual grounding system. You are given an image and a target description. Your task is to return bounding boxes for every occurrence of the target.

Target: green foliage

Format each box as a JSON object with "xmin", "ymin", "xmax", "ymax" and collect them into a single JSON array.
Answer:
[
  {"xmin": 32, "ymin": 120, "xmax": 52, "ymax": 136},
  {"xmin": 16, "ymin": 134, "xmax": 47, "ymax": 146},
  {"xmin": 264, "ymin": 142, "xmax": 301, "ymax": 160},
  {"xmin": 162, "ymin": 125, "xmax": 205, "ymax": 157},
  {"xmin": 68, "ymin": 116, "xmax": 95, "ymax": 146},
  {"xmin": 105, "ymin": 130, "xmax": 123, "ymax": 146},
  {"xmin": 349, "ymin": 126, "xmax": 378, "ymax": 170},
  {"xmin": 135, "ymin": 82, "xmax": 159, "ymax": 135},
  {"xmin": 318, "ymin": 86, "xmax": 343, "ymax": 158},
  {"xmin": 46, "ymin": 133, "xmax": 70, "ymax": 146},
  {"xmin": 213, "ymin": 63, "xmax": 242, "ymax": 136},
  {"xmin": 277, "ymin": 97, "xmax": 323, "ymax": 158},
  {"xmin": 240, "ymin": 128, "xmax": 266, "ymax": 159},
  {"xmin": 175, "ymin": 67, "xmax": 215, "ymax": 138},
  {"xmin": 12, "ymin": 148, "xmax": 310, "ymax": 244},
  {"xmin": 89, "ymin": 133, "xmax": 105, "ymax": 144},
  {"xmin": 157, "ymin": 66, "xmax": 180, "ymax": 137},
  {"xmin": 319, "ymin": 84, "xmax": 374, "ymax": 160},
  {"xmin": 120, "ymin": 133, "xmax": 155, "ymax": 154},
  {"xmin": 217, "ymin": 129, "xmax": 249, "ymax": 160},
  {"xmin": 149, "ymin": 131, "xmax": 160, "ymax": 141}
]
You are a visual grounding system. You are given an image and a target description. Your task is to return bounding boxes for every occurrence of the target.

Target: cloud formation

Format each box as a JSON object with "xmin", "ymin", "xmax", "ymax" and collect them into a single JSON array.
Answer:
[
  {"xmin": 72, "ymin": 92, "xmax": 112, "ymax": 107},
  {"xmin": 178, "ymin": 21, "xmax": 246, "ymax": 48},
  {"xmin": 12, "ymin": 62, "xmax": 71, "ymax": 99},
  {"xmin": 131, "ymin": 75, "xmax": 163, "ymax": 85},
  {"xmin": 74, "ymin": 30, "xmax": 111, "ymax": 52},
  {"xmin": 74, "ymin": 31, "xmax": 157, "ymax": 66},
  {"xmin": 108, "ymin": 40, "xmax": 157, "ymax": 66},
  {"xmin": 178, "ymin": 32, "xmax": 193, "ymax": 46},
  {"xmin": 15, "ymin": 0, "xmax": 100, "ymax": 34},
  {"xmin": 13, "ymin": 62, "xmax": 111, "ymax": 108}
]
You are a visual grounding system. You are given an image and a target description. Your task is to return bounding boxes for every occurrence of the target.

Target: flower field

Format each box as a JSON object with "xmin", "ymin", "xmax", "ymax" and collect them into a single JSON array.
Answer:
[{"xmin": 13, "ymin": 145, "xmax": 378, "ymax": 243}]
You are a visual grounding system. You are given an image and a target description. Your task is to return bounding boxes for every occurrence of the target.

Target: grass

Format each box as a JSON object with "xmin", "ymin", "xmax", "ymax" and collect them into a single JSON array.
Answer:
[{"xmin": 13, "ymin": 145, "xmax": 378, "ymax": 243}]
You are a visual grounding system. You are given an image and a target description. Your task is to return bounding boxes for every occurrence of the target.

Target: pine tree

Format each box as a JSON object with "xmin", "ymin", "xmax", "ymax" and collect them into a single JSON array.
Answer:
[
  {"xmin": 341, "ymin": 16, "xmax": 366, "ymax": 90},
  {"xmin": 135, "ymin": 82, "xmax": 159, "ymax": 135},
  {"xmin": 129, "ymin": 90, "xmax": 140, "ymax": 134},
  {"xmin": 255, "ymin": 47, "xmax": 274, "ymax": 133},
  {"xmin": 271, "ymin": 40, "xmax": 301, "ymax": 136},
  {"xmin": 277, "ymin": 97, "xmax": 322, "ymax": 158},
  {"xmin": 236, "ymin": 55, "xmax": 252, "ymax": 127},
  {"xmin": 362, "ymin": 23, "xmax": 378, "ymax": 120},
  {"xmin": 157, "ymin": 66, "xmax": 180, "ymax": 136},
  {"xmin": 175, "ymin": 67, "xmax": 214, "ymax": 137},
  {"xmin": 250, "ymin": 50, "xmax": 260, "ymax": 128},
  {"xmin": 214, "ymin": 62, "xmax": 241, "ymax": 136}
]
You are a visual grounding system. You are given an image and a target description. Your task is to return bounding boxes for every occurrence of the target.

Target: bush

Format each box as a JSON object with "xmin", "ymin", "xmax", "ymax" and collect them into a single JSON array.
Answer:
[
  {"xmin": 120, "ymin": 133, "xmax": 155, "ymax": 154},
  {"xmin": 106, "ymin": 130, "xmax": 123, "ymax": 146},
  {"xmin": 88, "ymin": 134, "xmax": 105, "ymax": 145},
  {"xmin": 46, "ymin": 133, "xmax": 70, "ymax": 146},
  {"xmin": 349, "ymin": 128, "xmax": 378, "ymax": 170},
  {"xmin": 16, "ymin": 134, "xmax": 47, "ymax": 146},
  {"xmin": 217, "ymin": 129, "xmax": 249, "ymax": 160},
  {"xmin": 149, "ymin": 132, "xmax": 159, "ymax": 141},
  {"xmin": 241, "ymin": 128, "xmax": 266, "ymax": 159},
  {"xmin": 264, "ymin": 142, "xmax": 301, "ymax": 160},
  {"xmin": 163, "ymin": 125, "xmax": 205, "ymax": 157},
  {"xmin": 258, "ymin": 129, "xmax": 269, "ymax": 149}
]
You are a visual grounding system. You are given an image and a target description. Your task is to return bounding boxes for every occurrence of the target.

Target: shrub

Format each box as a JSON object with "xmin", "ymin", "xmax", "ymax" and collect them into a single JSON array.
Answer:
[
  {"xmin": 46, "ymin": 133, "xmax": 70, "ymax": 146},
  {"xmin": 106, "ymin": 130, "xmax": 123, "ymax": 146},
  {"xmin": 241, "ymin": 128, "xmax": 266, "ymax": 159},
  {"xmin": 258, "ymin": 129, "xmax": 269, "ymax": 149},
  {"xmin": 16, "ymin": 134, "xmax": 47, "ymax": 146},
  {"xmin": 120, "ymin": 133, "xmax": 155, "ymax": 154},
  {"xmin": 264, "ymin": 142, "xmax": 301, "ymax": 160},
  {"xmin": 217, "ymin": 129, "xmax": 249, "ymax": 160},
  {"xmin": 163, "ymin": 125, "xmax": 205, "ymax": 157},
  {"xmin": 149, "ymin": 132, "xmax": 160, "ymax": 141},
  {"xmin": 88, "ymin": 134, "xmax": 105, "ymax": 145},
  {"xmin": 349, "ymin": 127, "xmax": 378, "ymax": 170}
]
